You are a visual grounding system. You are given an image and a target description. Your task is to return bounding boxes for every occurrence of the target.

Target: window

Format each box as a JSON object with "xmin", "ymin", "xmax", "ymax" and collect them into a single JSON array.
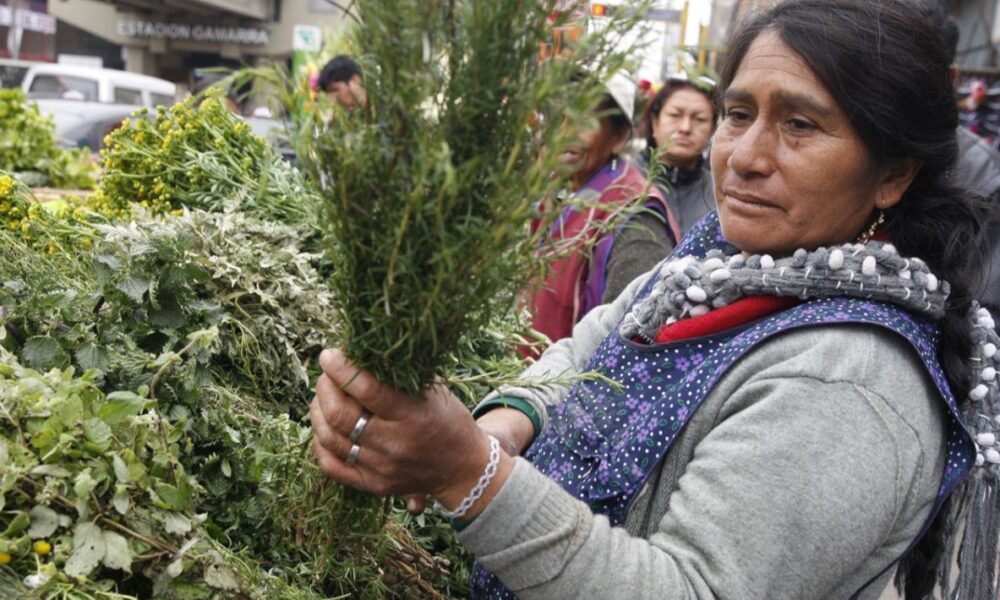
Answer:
[
  {"xmin": 151, "ymin": 93, "xmax": 174, "ymax": 107},
  {"xmin": 27, "ymin": 75, "xmax": 98, "ymax": 101},
  {"xmin": 113, "ymin": 87, "xmax": 142, "ymax": 105},
  {"xmin": 0, "ymin": 66, "xmax": 29, "ymax": 89}
]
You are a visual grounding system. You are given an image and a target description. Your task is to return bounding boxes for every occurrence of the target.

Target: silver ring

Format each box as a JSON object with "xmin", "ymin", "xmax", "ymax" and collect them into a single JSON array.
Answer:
[
  {"xmin": 346, "ymin": 443, "xmax": 361, "ymax": 465},
  {"xmin": 349, "ymin": 410, "xmax": 373, "ymax": 443}
]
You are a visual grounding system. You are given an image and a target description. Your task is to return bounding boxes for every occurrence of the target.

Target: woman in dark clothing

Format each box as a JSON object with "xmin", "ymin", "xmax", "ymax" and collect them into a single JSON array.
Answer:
[
  {"xmin": 601, "ymin": 80, "xmax": 720, "ymax": 304},
  {"xmin": 637, "ymin": 79, "xmax": 718, "ymax": 236}
]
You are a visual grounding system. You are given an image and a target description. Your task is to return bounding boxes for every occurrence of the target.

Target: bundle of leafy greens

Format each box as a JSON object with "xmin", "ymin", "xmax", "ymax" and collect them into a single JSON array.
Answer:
[{"xmin": 300, "ymin": 0, "xmax": 637, "ymax": 393}]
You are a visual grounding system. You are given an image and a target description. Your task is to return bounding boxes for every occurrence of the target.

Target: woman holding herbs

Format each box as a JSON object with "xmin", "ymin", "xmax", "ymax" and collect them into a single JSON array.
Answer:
[{"xmin": 310, "ymin": 1, "xmax": 1000, "ymax": 598}]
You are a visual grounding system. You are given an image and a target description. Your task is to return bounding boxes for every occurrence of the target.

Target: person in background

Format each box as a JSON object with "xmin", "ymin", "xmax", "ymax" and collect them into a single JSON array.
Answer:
[
  {"xmin": 636, "ymin": 79, "xmax": 718, "ymax": 238},
  {"xmin": 524, "ymin": 72, "xmax": 679, "ymax": 354},
  {"xmin": 309, "ymin": 1, "xmax": 999, "ymax": 598},
  {"xmin": 921, "ymin": 0, "xmax": 1000, "ymax": 314},
  {"xmin": 318, "ymin": 55, "xmax": 368, "ymax": 110}
]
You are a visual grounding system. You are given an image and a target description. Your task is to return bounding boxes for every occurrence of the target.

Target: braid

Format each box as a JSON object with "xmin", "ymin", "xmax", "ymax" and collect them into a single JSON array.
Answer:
[{"xmin": 886, "ymin": 177, "xmax": 998, "ymax": 599}]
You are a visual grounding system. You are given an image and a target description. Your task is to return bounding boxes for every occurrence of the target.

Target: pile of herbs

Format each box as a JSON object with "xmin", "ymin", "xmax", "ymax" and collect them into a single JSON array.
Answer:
[
  {"xmin": 0, "ymin": 89, "xmax": 98, "ymax": 190},
  {"xmin": 0, "ymin": 205, "xmax": 469, "ymax": 598}
]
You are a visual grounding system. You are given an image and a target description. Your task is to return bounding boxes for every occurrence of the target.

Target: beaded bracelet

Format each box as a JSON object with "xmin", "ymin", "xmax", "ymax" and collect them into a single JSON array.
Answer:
[{"xmin": 435, "ymin": 435, "xmax": 501, "ymax": 521}]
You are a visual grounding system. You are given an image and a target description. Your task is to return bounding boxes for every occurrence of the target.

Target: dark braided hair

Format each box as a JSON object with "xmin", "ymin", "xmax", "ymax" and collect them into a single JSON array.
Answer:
[{"xmin": 719, "ymin": 1, "xmax": 997, "ymax": 597}]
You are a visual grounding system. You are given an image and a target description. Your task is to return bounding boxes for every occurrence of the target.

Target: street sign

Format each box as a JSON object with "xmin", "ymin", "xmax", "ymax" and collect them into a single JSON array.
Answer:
[{"xmin": 293, "ymin": 25, "xmax": 323, "ymax": 53}]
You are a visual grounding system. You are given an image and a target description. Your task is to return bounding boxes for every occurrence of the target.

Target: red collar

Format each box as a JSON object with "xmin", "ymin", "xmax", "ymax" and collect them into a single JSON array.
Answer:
[
  {"xmin": 652, "ymin": 233, "xmax": 892, "ymax": 344},
  {"xmin": 653, "ymin": 296, "xmax": 802, "ymax": 343}
]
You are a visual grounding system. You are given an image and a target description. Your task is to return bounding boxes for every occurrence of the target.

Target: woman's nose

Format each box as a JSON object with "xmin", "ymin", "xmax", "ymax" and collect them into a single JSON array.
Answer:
[
  {"xmin": 726, "ymin": 121, "xmax": 776, "ymax": 178},
  {"xmin": 678, "ymin": 116, "xmax": 692, "ymax": 132}
]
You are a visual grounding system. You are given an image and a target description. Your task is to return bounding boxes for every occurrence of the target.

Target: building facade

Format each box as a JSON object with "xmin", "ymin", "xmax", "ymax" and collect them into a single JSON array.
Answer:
[
  {"xmin": 2, "ymin": 0, "xmax": 58, "ymax": 61},
  {"xmin": 46, "ymin": 0, "xmax": 346, "ymax": 87}
]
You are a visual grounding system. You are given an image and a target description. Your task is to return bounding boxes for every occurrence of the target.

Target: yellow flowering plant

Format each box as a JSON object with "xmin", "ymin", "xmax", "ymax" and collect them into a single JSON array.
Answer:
[
  {"xmin": 0, "ymin": 89, "xmax": 97, "ymax": 190},
  {"xmin": 0, "ymin": 171, "xmax": 122, "ymax": 255},
  {"xmin": 98, "ymin": 89, "xmax": 317, "ymax": 226}
]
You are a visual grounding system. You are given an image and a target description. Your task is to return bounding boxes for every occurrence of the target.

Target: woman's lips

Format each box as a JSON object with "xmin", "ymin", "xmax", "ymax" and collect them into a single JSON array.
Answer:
[
  {"xmin": 559, "ymin": 149, "xmax": 582, "ymax": 164},
  {"xmin": 724, "ymin": 190, "xmax": 782, "ymax": 213}
]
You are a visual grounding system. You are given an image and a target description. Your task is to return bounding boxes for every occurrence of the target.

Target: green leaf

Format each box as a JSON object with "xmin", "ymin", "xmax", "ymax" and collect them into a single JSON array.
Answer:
[
  {"xmin": 148, "ymin": 294, "xmax": 186, "ymax": 329},
  {"xmin": 82, "ymin": 418, "xmax": 112, "ymax": 450},
  {"xmin": 101, "ymin": 530, "xmax": 132, "ymax": 572},
  {"xmin": 112, "ymin": 487, "xmax": 130, "ymax": 515},
  {"xmin": 75, "ymin": 342, "xmax": 110, "ymax": 372},
  {"xmin": 161, "ymin": 512, "xmax": 191, "ymax": 535},
  {"xmin": 96, "ymin": 254, "xmax": 122, "ymax": 270},
  {"xmin": 204, "ymin": 564, "xmax": 240, "ymax": 591},
  {"xmin": 155, "ymin": 483, "xmax": 190, "ymax": 511},
  {"xmin": 116, "ymin": 277, "xmax": 150, "ymax": 303},
  {"xmin": 27, "ymin": 505, "xmax": 59, "ymax": 539},
  {"xmin": 166, "ymin": 558, "xmax": 184, "ymax": 578},
  {"xmin": 186, "ymin": 326, "xmax": 219, "ymax": 350},
  {"xmin": 98, "ymin": 391, "xmax": 148, "ymax": 425},
  {"xmin": 29, "ymin": 464, "xmax": 71, "ymax": 478},
  {"xmin": 73, "ymin": 469, "xmax": 97, "ymax": 500},
  {"xmin": 111, "ymin": 452, "xmax": 130, "ymax": 484},
  {"xmin": 21, "ymin": 336, "xmax": 69, "ymax": 371},
  {"xmin": 65, "ymin": 522, "xmax": 106, "ymax": 577}
]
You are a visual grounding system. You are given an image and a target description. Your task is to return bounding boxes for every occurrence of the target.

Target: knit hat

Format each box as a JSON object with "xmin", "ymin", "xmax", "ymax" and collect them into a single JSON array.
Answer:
[{"xmin": 604, "ymin": 71, "xmax": 635, "ymax": 122}]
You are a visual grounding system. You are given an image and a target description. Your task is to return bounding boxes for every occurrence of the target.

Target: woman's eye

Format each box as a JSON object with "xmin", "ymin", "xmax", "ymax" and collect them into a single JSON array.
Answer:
[
  {"xmin": 787, "ymin": 118, "xmax": 816, "ymax": 131},
  {"xmin": 724, "ymin": 109, "xmax": 750, "ymax": 123}
]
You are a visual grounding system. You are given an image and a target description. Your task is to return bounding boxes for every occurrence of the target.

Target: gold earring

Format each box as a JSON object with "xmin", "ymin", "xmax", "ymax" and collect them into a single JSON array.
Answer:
[{"xmin": 856, "ymin": 210, "xmax": 886, "ymax": 245}]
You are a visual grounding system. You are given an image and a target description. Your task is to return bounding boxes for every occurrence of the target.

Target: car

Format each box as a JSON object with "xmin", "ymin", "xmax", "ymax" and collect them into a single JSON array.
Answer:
[
  {"xmin": 0, "ymin": 58, "xmax": 40, "ymax": 89},
  {"xmin": 244, "ymin": 115, "xmax": 297, "ymax": 163},
  {"xmin": 22, "ymin": 64, "xmax": 176, "ymax": 109},
  {"xmin": 32, "ymin": 98, "xmax": 141, "ymax": 153}
]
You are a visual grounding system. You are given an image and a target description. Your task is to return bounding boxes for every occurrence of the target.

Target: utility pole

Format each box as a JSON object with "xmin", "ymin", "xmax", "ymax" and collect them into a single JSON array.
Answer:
[{"xmin": 5, "ymin": 0, "xmax": 23, "ymax": 59}]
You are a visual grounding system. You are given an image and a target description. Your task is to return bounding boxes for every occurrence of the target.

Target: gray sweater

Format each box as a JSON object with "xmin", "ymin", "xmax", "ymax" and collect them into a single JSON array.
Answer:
[{"xmin": 464, "ymin": 271, "xmax": 947, "ymax": 599}]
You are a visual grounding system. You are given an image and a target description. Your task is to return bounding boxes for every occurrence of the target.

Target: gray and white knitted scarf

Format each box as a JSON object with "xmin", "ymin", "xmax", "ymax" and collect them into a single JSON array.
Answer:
[{"xmin": 618, "ymin": 241, "xmax": 1000, "ymax": 599}]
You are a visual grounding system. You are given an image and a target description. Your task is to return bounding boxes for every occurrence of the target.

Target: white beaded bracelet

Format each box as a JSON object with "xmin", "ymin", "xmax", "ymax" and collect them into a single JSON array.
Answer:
[{"xmin": 435, "ymin": 435, "xmax": 501, "ymax": 521}]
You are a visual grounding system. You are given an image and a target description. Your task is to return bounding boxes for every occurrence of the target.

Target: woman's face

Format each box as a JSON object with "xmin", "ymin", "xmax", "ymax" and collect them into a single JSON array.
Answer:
[
  {"xmin": 711, "ymin": 30, "xmax": 911, "ymax": 256},
  {"xmin": 652, "ymin": 88, "xmax": 714, "ymax": 167},
  {"xmin": 558, "ymin": 110, "xmax": 626, "ymax": 188}
]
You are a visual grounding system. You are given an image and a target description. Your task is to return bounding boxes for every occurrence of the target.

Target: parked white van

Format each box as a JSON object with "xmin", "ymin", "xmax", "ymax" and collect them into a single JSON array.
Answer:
[
  {"xmin": 0, "ymin": 58, "xmax": 39, "ymax": 89},
  {"xmin": 21, "ymin": 64, "xmax": 176, "ymax": 108}
]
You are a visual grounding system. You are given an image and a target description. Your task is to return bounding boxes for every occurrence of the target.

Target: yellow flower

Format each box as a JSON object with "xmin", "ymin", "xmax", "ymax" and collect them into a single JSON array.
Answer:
[
  {"xmin": 32, "ymin": 540, "xmax": 52, "ymax": 556},
  {"xmin": 0, "ymin": 174, "xmax": 13, "ymax": 197},
  {"xmin": 0, "ymin": 552, "xmax": 10, "ymax": 565}
]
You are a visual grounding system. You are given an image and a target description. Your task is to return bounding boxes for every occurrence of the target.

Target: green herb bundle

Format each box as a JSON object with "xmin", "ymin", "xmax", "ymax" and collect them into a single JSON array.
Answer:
[{"xmin": 302, "ymin": 0, "xmax": 636, "ymax": 393}]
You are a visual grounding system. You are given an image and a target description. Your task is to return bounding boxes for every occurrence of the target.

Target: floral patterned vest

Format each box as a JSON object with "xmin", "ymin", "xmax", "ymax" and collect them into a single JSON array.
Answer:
[{"xmin": 472, "ymin": 213, "xmax": 976, "ymax": 599}]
